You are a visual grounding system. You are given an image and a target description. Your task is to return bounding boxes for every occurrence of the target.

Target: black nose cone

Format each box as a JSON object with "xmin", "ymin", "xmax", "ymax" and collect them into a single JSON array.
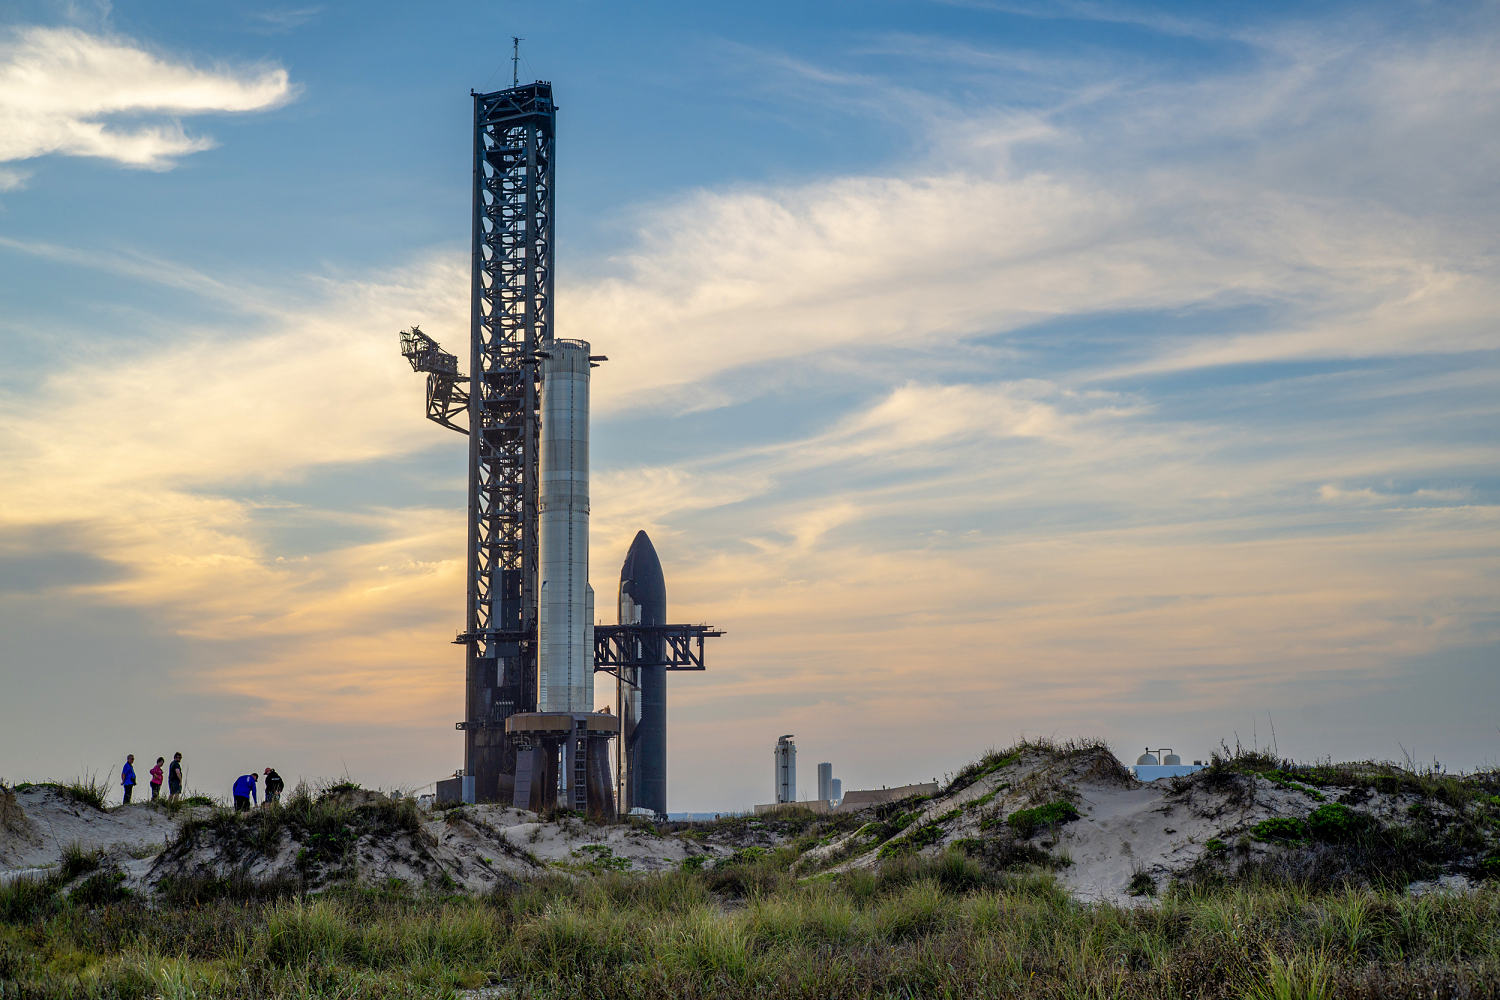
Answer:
[{"xmin": 620, "ymin": 530, "xmax": 666, "ymax": 617}]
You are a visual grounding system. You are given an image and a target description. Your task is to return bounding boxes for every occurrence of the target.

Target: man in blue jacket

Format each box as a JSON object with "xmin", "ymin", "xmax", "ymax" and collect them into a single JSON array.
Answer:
[
  {"xmin": 232, "ymin": 772, "xmax": 258, "ymax": 812},
  {"xmin": 120, "ymin": 754, "xmax": 136, "ymax": 804}
]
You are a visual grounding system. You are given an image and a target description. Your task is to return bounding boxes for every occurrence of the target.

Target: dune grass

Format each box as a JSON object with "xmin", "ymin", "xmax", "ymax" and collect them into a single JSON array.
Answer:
[
  {"xmin": 11, "ymin": 776, "xmax": 110, "ymax": 811},
  {"xmin": 6, "ymin": 743, "xmax": 1499, "ymax": 997},
  {"xmin": 3, "ymin": 847, "xmax": 1499, "ymax": 999},
  {"xmin": 158, "ymin": 783, "xmax": 426, "ymax": 887}
]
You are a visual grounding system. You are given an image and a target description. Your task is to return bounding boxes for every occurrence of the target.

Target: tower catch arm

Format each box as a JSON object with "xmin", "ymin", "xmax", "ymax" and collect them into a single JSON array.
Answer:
[{"xmin": 400, "ymin": 326, "xmax": 470, "ymax": 434}]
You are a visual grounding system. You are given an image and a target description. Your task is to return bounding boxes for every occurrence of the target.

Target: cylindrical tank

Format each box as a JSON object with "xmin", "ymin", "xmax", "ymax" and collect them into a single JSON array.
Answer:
[
  {"xmin": 1163, "ymin": 753, "xmax": 1182, "ymax": 766},
  {"xmin": 620, "ymin": 530, "xmax": 667, "ymax": 816},
  {"xmin": 1136, "ymin": 752, "xmax": 1159, "ymax": 766},
  {"xmin": 538, "ymin": 340, "xmax": 592, "ymax": 715}
]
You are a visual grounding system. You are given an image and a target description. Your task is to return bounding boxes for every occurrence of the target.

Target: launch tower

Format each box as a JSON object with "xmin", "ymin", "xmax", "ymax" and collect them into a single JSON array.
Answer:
[
  {"xmin": 401, "ymin": 78, "xmax": 722, "ymax": 817},
  {"xmin": 402, "ymin": 82, "xmax": 562, "ymax": 804}
]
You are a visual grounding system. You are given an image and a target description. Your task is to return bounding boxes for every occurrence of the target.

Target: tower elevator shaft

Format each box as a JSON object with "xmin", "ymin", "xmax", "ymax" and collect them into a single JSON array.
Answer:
[{"xmin": 457, "ymin": 83, "xmax": 557, "ymax": 802}]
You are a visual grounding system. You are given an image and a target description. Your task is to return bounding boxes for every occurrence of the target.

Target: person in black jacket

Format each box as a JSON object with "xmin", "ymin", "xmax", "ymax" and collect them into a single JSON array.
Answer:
[
  {"xmin": 167, "ymin": 752, "xmax": 184, "ymax": 801},
  {"xmin": 263, "ymin": 767, "xmax": 285, "ymax": 805}
]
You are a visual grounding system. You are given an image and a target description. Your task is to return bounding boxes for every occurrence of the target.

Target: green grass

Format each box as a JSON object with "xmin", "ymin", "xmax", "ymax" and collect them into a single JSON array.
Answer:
[
  {"xmin": 0, "ymin": 845, "xmax": 109, "ymax": 922},
  {"xmin": 8, "ymin": 743, "xmax": 1499, "ymax": 996},
  {"xmin": 875, "ymin": 819, "xmax": 947, "ymax": 859},
  {"xmin": 156, "ymin": 783, "xmax": 427, "ymax": 889},
  {"xmin": 3, "ymin": 852, "xmax": 1498, "ymax": 998},
  {"xmin": 553, "ymin": 844, "xmax": 632, "ymax": 874},
  {"xmin": 1252, "ymin": 817, "xmax": 1309, "ymax": 843},
  {"xmin": 12, "ymin": 776, "xmax": 110, "ymax": 811},
  {"xmin": 1006, "ymin": 799, "xmax": 1081, "ymax": 838},
  {"xmin": 1127, "ymin": 868, "xmax": 1157, "ymax": 897}
]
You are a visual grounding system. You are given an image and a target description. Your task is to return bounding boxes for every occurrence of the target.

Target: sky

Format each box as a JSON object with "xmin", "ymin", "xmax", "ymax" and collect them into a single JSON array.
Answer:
[{"xmin": 0, "ymin": 0, "xmax": 1496, "ymax": 811}]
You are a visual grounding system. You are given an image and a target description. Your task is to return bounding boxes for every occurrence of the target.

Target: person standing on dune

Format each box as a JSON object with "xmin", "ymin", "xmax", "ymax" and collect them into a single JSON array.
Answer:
[
  {"xmin": 167, "ymin": 752, "xmax": 184, "ymax": 801},
  {"xmin": 149, "ymin": 757, "xmax": 164, "ymax": 801},
  {"xmin": 120, "ymin": 754, "xmax": 136, "ymax": 804}
]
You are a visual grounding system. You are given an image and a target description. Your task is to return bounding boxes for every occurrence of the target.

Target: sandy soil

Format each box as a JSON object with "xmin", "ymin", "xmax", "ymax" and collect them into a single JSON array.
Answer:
[
  {"xmin": 0, "ymin": 785, "xmax": 194, "ymax": 887},
  {"xmin": 813, "ymin": 745, "xmax": 1491, "ymax": 906},
  {"xmin": 5, "ymin": 750, "xmax": 1490, "ymax": 906},
  {"xmin": 0, "ymin": 786, "xmax": 728, "ymax": 894}
]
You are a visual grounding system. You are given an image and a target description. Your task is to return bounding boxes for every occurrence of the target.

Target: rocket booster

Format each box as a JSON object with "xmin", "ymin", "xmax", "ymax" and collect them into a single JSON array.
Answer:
[{"xmin": 537, "ymin": 339, "xmax": 594, "ymax": 715}]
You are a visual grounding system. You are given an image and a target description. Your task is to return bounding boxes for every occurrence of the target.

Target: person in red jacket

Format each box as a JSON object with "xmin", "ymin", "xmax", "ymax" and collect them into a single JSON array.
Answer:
[{"xmin": 149, "ymin": 757, "xmax": 165, "ymax": 801}]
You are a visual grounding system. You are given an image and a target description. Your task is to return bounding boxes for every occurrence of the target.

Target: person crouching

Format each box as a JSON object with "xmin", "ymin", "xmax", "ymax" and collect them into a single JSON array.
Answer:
[{"xmin": 232, "ymin": 772, "xmax": 258, "ymax": 812}]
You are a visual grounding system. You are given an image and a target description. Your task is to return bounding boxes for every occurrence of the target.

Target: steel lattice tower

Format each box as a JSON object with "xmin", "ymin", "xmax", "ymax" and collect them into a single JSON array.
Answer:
[
  {"xmin": 457, "ymin": 82, "xmax": 556, "ymax": 801},
  {"xmin": 402, "ymin": 80, "xmax": 721, "ymax": 812}
]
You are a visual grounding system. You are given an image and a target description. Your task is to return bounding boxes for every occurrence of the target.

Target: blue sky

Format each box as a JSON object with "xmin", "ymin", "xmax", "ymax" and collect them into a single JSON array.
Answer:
[{"xmin": 1, "ymin": 0, "xmax": 1497, "ymax": 809}]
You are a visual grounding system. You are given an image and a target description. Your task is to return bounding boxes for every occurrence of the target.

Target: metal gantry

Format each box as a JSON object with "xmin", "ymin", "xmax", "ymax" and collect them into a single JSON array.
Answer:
[
  {"xmin": 592, "ymin": 624, "xmax": 724, "ymax": 673},
  {"xmin": 402, "ymin": 80, "xmax": 722, "ymax": 810},
  {"xmin": 454, "ymin": 82, "xmax": 558, "ymax": 802}
]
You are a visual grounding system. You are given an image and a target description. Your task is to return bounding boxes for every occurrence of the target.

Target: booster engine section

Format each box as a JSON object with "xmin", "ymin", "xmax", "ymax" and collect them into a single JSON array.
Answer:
[{"xmin": 537, "ymin": 339, "xmax": 594, "ymax": 715}]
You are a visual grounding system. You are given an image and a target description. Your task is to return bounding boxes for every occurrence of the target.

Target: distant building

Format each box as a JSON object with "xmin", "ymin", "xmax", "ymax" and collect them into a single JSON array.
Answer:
[
  {"xmin": 834, "ymin": 782, "xmax": 938, "ymax": 812},
  {"xmin": 817, "ymin": 762, "xmax": 833, "ymax": 803},
  {"xmin": 754, "ymin": 798, "xmax": 832, "ymax": 816},
  {"xmin": 830, "ymin": 777, "xmax": 842, "ymax": 806},
  {"xmin": 774, "ymin": 735, "xmax": 797, "ymax": 804},
  {"xmin": 755, "ymin": 779, "xmax": 937, "ymax": 815}
]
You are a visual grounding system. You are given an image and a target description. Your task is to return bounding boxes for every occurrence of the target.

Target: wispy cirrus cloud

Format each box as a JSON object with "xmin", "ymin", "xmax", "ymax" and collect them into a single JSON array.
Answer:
[
  {"xmin": 1, "ymin": 6, "xmax": 1497, "ymax": 803},
  {"xmin": 0, "ymin": 25, "xmax": 292, "ymax": 175}
]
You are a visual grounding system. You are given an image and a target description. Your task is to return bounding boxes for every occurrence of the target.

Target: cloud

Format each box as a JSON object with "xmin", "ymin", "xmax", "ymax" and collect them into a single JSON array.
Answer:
[
  {"xmin": 246, "ymin": 7, "xmax": 324, "ymax": 34},
  {"xmin": 0, "ymin": 26, "xmax": 292, "ymax": 172},
  {"xmin": 566, "ymin": 16, "xmax": 1499, "ymax": 412},
  {"xmin": 1, "ymin": 6, "xmax": 1498, "ymax": 802}
]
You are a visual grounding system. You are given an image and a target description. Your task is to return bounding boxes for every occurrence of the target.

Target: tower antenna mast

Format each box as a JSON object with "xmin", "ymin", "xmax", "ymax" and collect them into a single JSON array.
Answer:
[{"xmin": 511, "ymin": 36, "xmax": 523, "ymax": 87}]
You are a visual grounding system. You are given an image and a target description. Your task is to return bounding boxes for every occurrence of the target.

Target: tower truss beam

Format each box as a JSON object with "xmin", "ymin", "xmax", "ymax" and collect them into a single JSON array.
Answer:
[{"xmin": 592, "ymin": 624, "xmax": 724, "ymax": 673}]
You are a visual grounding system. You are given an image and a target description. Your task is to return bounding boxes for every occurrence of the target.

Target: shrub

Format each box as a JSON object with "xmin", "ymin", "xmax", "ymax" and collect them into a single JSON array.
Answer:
[
  {"xmin": 1204, "ymin": 838, "xmax": 1228, "ymax": 855},
  {"xmin": 877, "ymin": 821, "xmax": 947, "ymax": 859},
  {"xmin": 949, "ymin": 834, "xmax": 1059, "ymax": 871},
  {"xmin": 1127, "ymin": 869, "xmax": 1156, "ymax": 897},
  {"xmin": 69, "ymin": 870, "xmax": 129, "ymax": 906},
  {"xmin": 1006, "ymin": 801, "xmax": 1080, "ymax": 838},
  {"xmin": 1306, "ymin": 802, "xmax": 1367, "ymax": 843},
  {"xmin": 564, "ymin": 844, "xmax": 631, "ymax": 873},
  {"xmin": 57, "ymin": 843, "xmax": 102, "ymax": 880},
  {"xmin": 967, "ymin": 787, "xmax": 1002, "ymax": 809},
  {"xmin": 1251, "ymin": 817, "xmax": 1308, "ymax": 843}
]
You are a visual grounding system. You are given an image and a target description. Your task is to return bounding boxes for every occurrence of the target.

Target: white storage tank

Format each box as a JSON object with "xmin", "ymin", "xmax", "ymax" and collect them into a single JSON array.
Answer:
[{"xmin": 1130, "ymin": 746, "xmax": 1206, "ymax": 782}]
